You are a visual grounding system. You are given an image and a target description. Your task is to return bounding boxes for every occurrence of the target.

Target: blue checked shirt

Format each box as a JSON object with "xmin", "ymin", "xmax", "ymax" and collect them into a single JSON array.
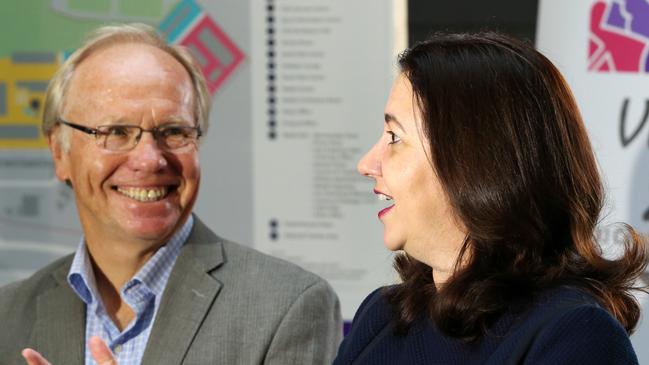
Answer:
[{"xmin": 67, "ymin": 216, "xmax": 193, "ymax": 365}]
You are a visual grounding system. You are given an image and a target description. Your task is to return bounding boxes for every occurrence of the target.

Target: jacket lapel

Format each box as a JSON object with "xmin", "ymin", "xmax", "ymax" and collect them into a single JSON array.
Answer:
[
  {"xmin": 31, "ymin": 261, "xmax": 85, "ymax": 364},
  {"xmin": 141, "ymin": 217, "xmax": 225, "ymax": 365}
]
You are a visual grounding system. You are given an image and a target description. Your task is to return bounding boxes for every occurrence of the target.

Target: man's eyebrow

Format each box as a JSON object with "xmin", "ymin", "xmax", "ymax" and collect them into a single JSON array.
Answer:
[
  {"xmin": 161, "ymin": 116, "xmax": 194, "ymax": 125},
  {"xmin": 163, "ymin": 115, "xmax": 185, "ymax": 121},
  {"xmin": 101, "ymin": 117, "xmax": 132, "ymax": 125},
  {"xmin": 384, "ymin": 113, "xmax": 406, "ymax": 132}
]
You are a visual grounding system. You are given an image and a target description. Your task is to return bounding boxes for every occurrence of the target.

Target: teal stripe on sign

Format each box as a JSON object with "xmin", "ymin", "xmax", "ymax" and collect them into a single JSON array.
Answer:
[
  {"xmin": 159, "ymin": 0, "xmax": 202, "ymax": 43},
  {"xmin": 0, "ymin": 125, "xmax": 40, "ymax": 139}
]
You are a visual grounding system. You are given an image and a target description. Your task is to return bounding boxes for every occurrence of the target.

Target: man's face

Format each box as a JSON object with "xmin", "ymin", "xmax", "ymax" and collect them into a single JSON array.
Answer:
[{"xmin": 52, "ymin": 42, "xmax": 200, "ymax": 248}]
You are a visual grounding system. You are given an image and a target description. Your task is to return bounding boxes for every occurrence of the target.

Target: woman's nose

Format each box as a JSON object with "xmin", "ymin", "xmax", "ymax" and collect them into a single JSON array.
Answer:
[{"xmin": 357, "ymin": 142, "xmax": 382, "ymax": 177}]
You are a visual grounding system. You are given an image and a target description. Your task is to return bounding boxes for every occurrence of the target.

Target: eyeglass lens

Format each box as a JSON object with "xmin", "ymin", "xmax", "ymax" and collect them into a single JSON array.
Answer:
[{"xmin": 96, "ymin": 125, "xmax": 199, "ymax": 151}]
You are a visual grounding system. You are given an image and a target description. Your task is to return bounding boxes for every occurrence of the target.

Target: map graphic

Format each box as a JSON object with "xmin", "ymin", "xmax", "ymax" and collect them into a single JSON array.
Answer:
[
  {"xmin": 50, "ymin": 0, "xmax": 177, "ymax": 22},
  {"xmin": 0, "ymin": 0, "xmax": 243, "ymax": 285},
  {"xmin": 589, "ymin": 0, "xmax": 649, "ymax": 72},
  {"xmin": 0, "ymin": 53, "xmax": 59, "ymax": 149}
]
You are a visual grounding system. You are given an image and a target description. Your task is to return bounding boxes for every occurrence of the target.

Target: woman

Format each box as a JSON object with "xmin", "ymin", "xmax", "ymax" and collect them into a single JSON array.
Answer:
[{"xmin": 334, "ymin": 32, "xmax": 648, "ymax": 364}]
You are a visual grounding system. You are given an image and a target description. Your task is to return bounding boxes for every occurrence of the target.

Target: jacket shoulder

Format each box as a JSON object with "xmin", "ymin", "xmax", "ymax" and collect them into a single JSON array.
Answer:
[
  {"xmin": 0, "ymin": 254, "xmax": 73, "ymax": 360},
  {"xmin": 488, "ymin": 286, "xmax": 638, "ymax": 364},
  {"xmin": 190, "ymin": 216, "xmax": 327, "ymax": 293},
  {"xmin": 220, "ymin": 239, "xmax": 327, "ymax": 290},
  {"xmin": 180, "ymin": 222, "xmax": 342, "ymax": 364},
  {"xmin": 333, "ymin": 286, "xmax": 394, "ymax": 364},
  {"xmin": 524, "ymin": 287, "xmax": 637, "ymax": 364},
  {"xmin": 0, "ymin": 254, "xmax": 73, "ymax": 303}
]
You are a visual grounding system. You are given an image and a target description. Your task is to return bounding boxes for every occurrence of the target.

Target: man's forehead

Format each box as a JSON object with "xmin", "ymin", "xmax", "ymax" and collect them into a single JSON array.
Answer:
[
  {"xmin": 62, "ymin": 42, "xmax": 194, "ymax": 112},
  {"xmin": 73, "ymin": 42, "xmax": 189, "ymax": 85}
]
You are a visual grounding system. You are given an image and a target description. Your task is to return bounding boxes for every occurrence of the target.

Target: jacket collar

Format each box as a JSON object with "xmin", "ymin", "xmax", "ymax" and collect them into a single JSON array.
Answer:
[
  {"xmin": 31, "ymin": 215, "xmax": 225, "ymax": 365},
  {"xmin": 140, "ymin": 215, "xmax": 225, "ymax": 364}
]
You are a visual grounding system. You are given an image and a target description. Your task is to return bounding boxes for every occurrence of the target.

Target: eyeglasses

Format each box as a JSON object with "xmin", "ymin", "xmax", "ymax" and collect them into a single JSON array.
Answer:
[{"xmin": 57, "ymin": 118, "xmax": 202, "ymax": 152}]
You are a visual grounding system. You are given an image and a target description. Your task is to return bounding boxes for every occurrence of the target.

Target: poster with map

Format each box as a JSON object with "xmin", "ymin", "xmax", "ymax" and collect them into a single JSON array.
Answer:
[
  {"xmin": 0, "ymin": 0, "xmax": 247, "ymax": 285},
  {"xmin": 0, "ymin": 1, "xmax": 406, "ymax": 328}
]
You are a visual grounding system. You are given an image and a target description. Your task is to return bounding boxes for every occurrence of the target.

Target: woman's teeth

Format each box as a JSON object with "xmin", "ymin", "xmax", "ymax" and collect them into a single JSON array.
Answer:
[
  {"xmin": 117, "ymin": 187, "xmax": 168, "ymax": 202},
  {"xmin": 377, "ymin": 193, "xmax": 392, "ymax": 201}
]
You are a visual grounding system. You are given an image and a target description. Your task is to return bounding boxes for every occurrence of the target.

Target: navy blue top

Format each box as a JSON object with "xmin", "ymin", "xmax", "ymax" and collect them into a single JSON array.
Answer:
[{"xmin": 334, "ymin": 286, "xmax": 638, "ymax": 364}]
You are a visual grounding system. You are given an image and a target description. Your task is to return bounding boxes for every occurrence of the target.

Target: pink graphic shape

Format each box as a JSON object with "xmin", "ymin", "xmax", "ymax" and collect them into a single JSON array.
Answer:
[
  {"xmin": 589, "ymin": 1, "xmax": 646, "ymax": 72},
  {"xmin": 180, "ymin": 16, "xmax": 244, "ymax": 95}
]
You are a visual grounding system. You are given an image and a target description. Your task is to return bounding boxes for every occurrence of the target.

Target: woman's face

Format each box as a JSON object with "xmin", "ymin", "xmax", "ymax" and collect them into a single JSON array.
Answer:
[{"xmin": 358, "ymin": 74, "xmax": 467, "ymax": 279}]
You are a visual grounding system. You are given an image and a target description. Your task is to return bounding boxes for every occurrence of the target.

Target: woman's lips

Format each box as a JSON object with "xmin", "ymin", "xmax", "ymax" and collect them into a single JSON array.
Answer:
[
  {"xmin": 378, "ymin": 204, "xmax": 394, "ymax": 219},
  {"xmin": 374, "ymin": 189, "xmax": 394, "ymax": 219}
]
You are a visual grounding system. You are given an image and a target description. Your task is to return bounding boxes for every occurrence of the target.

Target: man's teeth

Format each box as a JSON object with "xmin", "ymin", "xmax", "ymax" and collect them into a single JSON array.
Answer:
[
  {"xmin": 117, "ymin": 187, "xmax": 168, "ymax": 202},
  {"xmin": 377, "ymin": 193, "xmax": 392, "ymax": 201}
]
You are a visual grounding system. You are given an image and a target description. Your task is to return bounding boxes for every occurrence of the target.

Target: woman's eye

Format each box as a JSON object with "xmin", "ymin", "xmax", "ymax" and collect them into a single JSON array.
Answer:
[{"xmin": 387, "ymin": 131, "xmax": 401, "ymax": 144}]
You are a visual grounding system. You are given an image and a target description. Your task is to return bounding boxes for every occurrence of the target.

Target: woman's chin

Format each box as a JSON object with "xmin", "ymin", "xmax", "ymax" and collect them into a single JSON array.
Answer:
[{"xmin": 383, "ymin": 235, "xmax": 405, "ymax": 252}]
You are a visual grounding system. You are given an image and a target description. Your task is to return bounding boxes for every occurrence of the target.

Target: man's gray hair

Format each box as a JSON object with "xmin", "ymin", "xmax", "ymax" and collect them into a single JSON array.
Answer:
[{"xmin": 43, "ymin": 23, "xmax": 211, "ymax": 150}]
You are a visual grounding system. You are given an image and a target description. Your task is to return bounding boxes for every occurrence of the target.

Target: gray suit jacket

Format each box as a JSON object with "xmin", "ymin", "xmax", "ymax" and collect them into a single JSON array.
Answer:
[{"xmin": 0, "ymin": 217, "xmax": 342, "ymax": 364}]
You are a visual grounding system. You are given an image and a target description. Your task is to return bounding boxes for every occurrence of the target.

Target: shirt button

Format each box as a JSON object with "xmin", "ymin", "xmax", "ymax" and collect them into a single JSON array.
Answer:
[{"xmin": 113, "ymin": 344, "xmax": 122, "ymax": 354}]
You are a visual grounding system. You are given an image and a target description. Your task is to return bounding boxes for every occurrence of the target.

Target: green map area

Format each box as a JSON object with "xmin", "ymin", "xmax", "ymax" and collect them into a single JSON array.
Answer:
[
  {"xmin": 0, "ymin": 0, "xmax": 170, "ymax": 56},
  {"xmin": 0, "ymin": 0, "xmax": 173, "ymax": 149}
]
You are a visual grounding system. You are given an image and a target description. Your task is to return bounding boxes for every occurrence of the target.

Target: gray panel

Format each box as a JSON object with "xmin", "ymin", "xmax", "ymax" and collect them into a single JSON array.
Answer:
[
  {"xmin": 199, "ymin": 28, "xmax": 233, "ymax": 65},
  {"xmin": 11, "ymin": 52, "xmax": 56, "ymax": 64},
  {"xmin": 209, "ymin": 68, "xmax": 223, "ymax": 82},
  {"xmin": 0, "ymin": 156, "xmax": 54, "ymax": 180},
  {"xmin": 0, "ymin": 83, "xmax": 6, "ymax": 116},
  {"xmin": 0, "ymin": 149, "xmax": 78, "ymax": 287},
  {"xmin": 20, "ymin": 195, "xmax": 39, "ymax": 217},
  {"xmin": 16, "ymin": 81, "xmax": 49, "ymax": 92},
  {"xmin": 193, "ymin": 0, "xmax": 252, "ymax": 246},
  {"xmin": 0, "ymin": 125, "xmax": 40, "ymax": 139},
  {"xmin": 629, "ymin": 148, "xmax": 649, "ymax": 237}
]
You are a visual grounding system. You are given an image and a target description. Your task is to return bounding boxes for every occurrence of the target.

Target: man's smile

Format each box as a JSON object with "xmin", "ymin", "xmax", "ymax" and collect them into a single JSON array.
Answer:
[{"xmin": 114, "ymin": 185, "xmax": 178, "ymax": 202}]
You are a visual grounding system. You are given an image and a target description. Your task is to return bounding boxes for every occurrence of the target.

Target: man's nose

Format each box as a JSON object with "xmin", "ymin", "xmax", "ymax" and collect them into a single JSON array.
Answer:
[
  {"xmin": 357, "ymin": 142, "xmax": 382, "ymax": 178},
  {"xmin": 127, "ymin": 132, "xmax": 168, "ymax": 172}
]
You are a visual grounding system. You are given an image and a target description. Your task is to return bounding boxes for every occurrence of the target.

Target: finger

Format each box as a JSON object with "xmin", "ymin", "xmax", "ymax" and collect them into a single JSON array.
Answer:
[
  {"xmin": 21, "ymin": 348, "xmax": 52, "ymax": 365},
  {"xmin": 88, "ymin": 336, "xmax": 118, "ymax": 365}
]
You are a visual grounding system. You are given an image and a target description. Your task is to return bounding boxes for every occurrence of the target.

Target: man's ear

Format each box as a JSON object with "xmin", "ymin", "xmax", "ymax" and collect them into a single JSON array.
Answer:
[{"xmin": 48, "ymin": 130, "xmax": 71, "ymax": 185}]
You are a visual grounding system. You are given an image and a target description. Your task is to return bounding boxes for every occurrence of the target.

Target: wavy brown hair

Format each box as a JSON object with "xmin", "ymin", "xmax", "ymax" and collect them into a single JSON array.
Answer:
[{"xmin": 386, "ymin": 32, "xmax": 648, "ymax": 341}]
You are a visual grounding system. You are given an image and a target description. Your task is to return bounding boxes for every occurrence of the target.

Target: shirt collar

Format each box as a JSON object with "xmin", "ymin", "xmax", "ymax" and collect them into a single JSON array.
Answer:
[
  {"xmin": 129, "ymin": 215, "xmax": 193, "ymax": 297},
  {"xmin": 67, "ymin": 239, "xmax": 98, "ymax": 306},
  {"xmin": 67, "ymin": 215, "xmax": 194, "ymax": 306}
]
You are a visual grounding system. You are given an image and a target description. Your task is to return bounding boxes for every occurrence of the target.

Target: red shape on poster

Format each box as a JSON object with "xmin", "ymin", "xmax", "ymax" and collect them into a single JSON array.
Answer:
[
  {"xmin": 181, "ymin": 16, "xmax": 244, "ymax": 95},
  {"xmin": 589, "ymin": 1, "xmax": 645, "ymax": 72}
]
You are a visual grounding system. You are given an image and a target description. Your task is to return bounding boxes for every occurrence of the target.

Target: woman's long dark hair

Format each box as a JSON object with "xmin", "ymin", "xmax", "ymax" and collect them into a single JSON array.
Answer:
[{"xmin": 386, "ymin": 32, "xmax": 648, "ymax": 341}]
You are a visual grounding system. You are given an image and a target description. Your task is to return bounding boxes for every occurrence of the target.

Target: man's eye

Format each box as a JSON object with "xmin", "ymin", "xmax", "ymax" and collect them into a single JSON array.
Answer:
[
  {"xmin": 387, "ymin": 131, "xmax": 401, "ymax": 144},
  {"xmin": 106, "ymin": 126, "xmax": 130, "ymax": 136},
  {"xmin": 161, "ymin": 127, "xmax": 187, "ymax": 137}
]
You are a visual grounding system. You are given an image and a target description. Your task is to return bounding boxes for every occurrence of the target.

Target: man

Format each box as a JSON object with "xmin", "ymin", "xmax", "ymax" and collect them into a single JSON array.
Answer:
[{"xmin": 0, "ymin": 24, "xmax": 341, "ymax": 364}]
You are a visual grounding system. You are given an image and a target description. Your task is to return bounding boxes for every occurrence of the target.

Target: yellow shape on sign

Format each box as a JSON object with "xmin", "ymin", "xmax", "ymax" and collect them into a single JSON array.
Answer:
[{"xmin": 0, "ymin": 53, "xmax": 60, "ymax": 149}]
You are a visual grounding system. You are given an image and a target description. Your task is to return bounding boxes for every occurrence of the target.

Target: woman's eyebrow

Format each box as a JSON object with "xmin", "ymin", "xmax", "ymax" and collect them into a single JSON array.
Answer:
[{"xmin": 385, "ymin": 113, "xmax": 406, "ymax": 132}]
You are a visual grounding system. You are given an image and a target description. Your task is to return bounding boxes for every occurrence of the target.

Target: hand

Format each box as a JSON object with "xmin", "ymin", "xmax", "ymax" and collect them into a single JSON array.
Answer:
[
  {"xmin": 21, "ymin": 348, "xmax": 50, "ymax": 365},
  {"xmin": 88, "ymin": 336, "xmax": 118, "ymax": 365},
  {"xmin": 22, "ymin": 336, "xmax": 117, "ymax": 365}
]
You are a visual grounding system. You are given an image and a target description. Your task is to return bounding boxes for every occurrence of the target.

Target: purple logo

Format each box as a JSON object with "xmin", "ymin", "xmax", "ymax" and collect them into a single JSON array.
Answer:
[{"xmin": 589, "ymin": 0, "xmax": 649, "ymax": 72}]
